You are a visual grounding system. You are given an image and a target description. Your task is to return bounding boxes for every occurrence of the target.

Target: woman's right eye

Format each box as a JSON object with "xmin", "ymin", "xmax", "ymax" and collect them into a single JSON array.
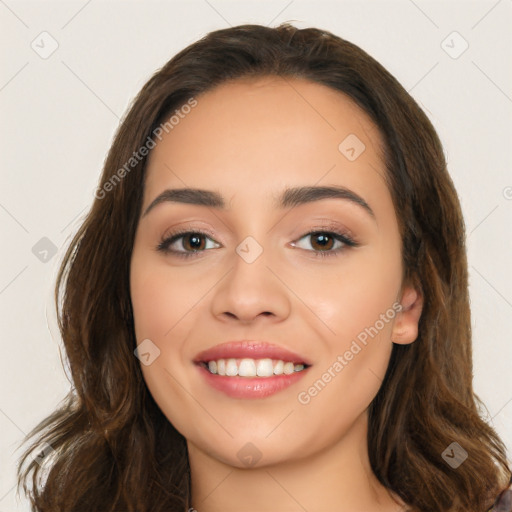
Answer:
[{"xmin": 156, "ymin": 231, "xmax": 221, "ymax": 258}]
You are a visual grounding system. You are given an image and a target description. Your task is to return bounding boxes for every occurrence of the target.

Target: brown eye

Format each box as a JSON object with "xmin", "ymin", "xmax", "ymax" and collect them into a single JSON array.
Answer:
[
  {"xmin": 156, "ymin": 230, "xmax": 221, "ymax": 257},
  {"xmin": 290, "ymin": 230, "xmax": 357, "ymax": 259}
]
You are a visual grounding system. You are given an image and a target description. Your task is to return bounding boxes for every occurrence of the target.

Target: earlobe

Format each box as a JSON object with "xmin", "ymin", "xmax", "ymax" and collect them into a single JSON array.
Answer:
[{"xmin": 391, "ymin": 286, "xmax": 423, "ymax": 345}]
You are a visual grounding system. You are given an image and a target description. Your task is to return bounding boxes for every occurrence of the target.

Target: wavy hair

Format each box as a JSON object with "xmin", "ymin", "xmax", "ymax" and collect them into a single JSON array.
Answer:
[{"xmin": 17, "ymin": 22, "xmax": 511, "ymax": 512}]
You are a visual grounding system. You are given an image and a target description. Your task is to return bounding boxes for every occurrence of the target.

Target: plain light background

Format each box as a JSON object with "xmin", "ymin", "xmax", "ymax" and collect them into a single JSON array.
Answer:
[{"xmin": 1, "ymin": 0, "xmax": 511, "ymax": 509}]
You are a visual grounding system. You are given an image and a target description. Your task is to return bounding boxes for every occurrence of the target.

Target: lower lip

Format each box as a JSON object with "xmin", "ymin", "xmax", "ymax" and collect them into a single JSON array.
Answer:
[{"xmin": 195, "ymin": 363, "xmax": 311, "ymax": 399}]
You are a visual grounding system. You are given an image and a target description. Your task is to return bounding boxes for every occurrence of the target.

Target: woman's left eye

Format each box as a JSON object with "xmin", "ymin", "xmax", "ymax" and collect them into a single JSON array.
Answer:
[{"xmin": 290, "ymin": 231, "xmax": 357, "ymax": 258}]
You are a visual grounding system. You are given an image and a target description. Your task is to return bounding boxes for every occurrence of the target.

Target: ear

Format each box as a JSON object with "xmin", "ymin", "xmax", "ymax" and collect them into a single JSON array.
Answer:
[{"xmin": 391, "ymin": 286, "xmax": 423, "ymax": 345}]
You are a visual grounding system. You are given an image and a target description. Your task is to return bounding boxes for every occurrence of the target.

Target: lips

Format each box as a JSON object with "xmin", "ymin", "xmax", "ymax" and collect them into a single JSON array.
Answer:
[{"xmin": 193, "ymin": 340, "xmax": 312, "ymax": 366}]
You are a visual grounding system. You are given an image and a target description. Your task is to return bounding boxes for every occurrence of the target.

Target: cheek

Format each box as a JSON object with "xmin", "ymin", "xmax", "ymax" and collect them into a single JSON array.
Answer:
[
  {"xmin": 296, "ymin": 244, "xmax": 402, "ymax": 346},
  {"xmin": 130, "ymin": 275, "xmax": 173, "ymax": 339},
  {"xmin": 130, "ymin": 253, "xmax": 205, "ymax": 341}
]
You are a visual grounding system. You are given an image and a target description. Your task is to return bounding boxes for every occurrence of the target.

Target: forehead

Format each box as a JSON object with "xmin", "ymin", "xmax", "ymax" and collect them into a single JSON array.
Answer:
[{"xmin": 143, "ymin": 76, "xmax": 387, "ymax": 211}]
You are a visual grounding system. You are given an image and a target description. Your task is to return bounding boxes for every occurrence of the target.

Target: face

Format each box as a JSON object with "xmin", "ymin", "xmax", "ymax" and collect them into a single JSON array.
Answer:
[{"xmin": 129, "ymin": 76, "xmax": 420, "ymax": 468}]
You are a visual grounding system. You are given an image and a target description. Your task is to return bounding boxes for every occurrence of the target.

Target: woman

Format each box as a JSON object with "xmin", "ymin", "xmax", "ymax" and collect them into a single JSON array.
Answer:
[{"xmin": 17, "ymin": 23, "xmax": 511, "ymax": 512}]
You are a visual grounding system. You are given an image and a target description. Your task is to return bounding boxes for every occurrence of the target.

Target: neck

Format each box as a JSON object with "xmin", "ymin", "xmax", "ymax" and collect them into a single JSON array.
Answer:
[{"xmin": 187, "ymin": 411, "xmax": 406, "ymax": 512}]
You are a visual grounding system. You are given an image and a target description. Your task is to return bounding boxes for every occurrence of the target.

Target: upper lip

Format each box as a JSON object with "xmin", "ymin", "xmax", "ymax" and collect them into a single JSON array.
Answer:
[{"xmin": 193, "ymin": 340, "xmax": 312, "ymax": 366}]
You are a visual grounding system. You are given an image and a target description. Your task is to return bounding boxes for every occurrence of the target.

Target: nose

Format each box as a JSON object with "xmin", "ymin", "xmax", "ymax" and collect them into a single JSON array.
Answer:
[{"xmin": 210, "ymin": 242, "xmax": 292, "ymax": 325}]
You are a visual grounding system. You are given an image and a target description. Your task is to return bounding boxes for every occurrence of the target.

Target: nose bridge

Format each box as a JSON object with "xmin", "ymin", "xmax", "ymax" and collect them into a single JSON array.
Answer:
[{"xmin": 210, "ymin": 232, "xmax": 291, "ymax": 322}]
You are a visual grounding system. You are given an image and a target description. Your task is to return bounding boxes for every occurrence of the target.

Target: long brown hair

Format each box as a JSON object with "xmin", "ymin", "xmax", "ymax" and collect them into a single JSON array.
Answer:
[{"xmin": 17, "ymin": 23, "xmax": 511, "ymax": 511}]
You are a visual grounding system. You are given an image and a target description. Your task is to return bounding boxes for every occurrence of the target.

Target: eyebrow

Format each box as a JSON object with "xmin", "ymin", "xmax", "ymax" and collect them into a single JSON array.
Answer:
[{"xmin": 141, "ymin": 185, "xmax": 375, "ymax": 219}]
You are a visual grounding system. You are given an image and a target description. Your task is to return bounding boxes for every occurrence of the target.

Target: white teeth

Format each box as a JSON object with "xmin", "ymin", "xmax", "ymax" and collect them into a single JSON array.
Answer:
[
  {"xmin": 256, "ymin": 358, "xmax": 274, "ymax": 377},
  {"xmin": 203, "ymin": 358, "xmax": 308, "ymax": 377},
  {"xmin": 273, "ymin": 360, "xmax": 284, "ymax": 375},
  {"xmin": 239, "ymin": 358, "xmax": 257, "ymax": 377},
  {"xmin": 226, "ymin": 358, "xmax": 238, "ymax": 376},
  {"xmin": 283, "ymin": 362, "xmax": 295, "ymax": 375}
]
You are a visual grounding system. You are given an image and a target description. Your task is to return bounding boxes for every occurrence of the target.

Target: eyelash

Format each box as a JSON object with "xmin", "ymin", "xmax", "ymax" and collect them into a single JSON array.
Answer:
[{"xmin": 156, "ymin": 226, "xmax": 358, "ymax": 260}]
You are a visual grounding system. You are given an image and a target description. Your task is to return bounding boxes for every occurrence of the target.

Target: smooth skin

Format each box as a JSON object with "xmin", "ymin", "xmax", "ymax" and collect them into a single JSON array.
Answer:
[{"xmin": 130, "ymin": 76, "xmax": 423, "ymax": 512}]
